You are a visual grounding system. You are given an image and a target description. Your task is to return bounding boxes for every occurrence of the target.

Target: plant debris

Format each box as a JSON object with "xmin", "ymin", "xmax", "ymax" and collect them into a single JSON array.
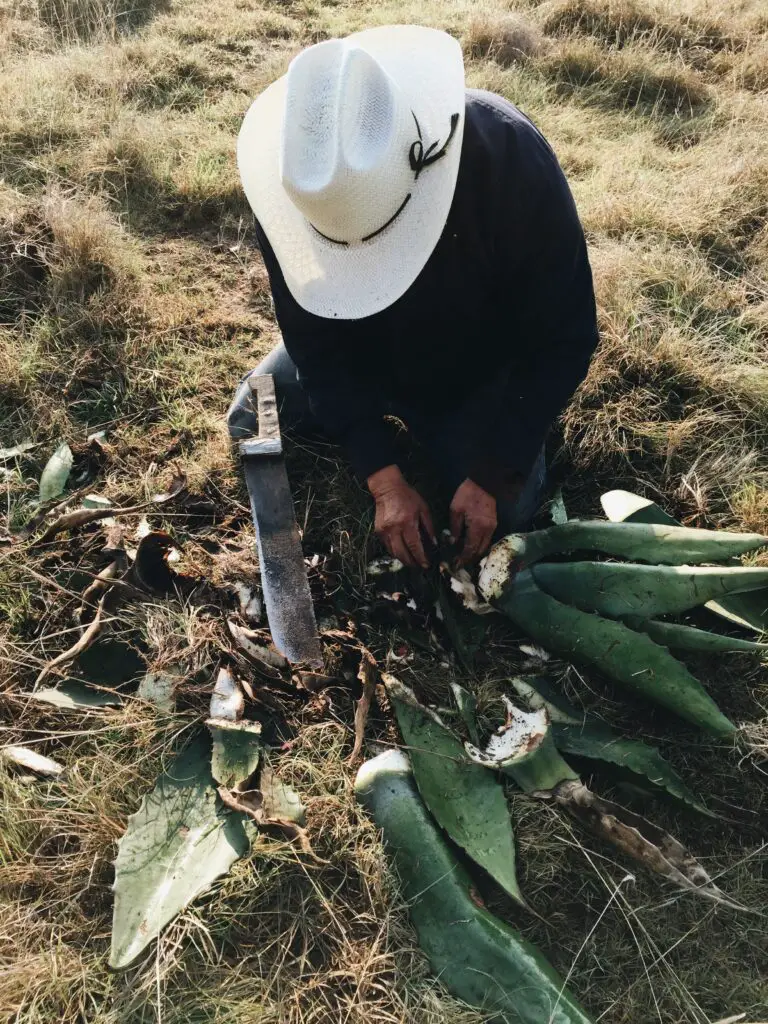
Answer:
[
  {"xmin": 2, "ymin": 745, "xmax": 65, "ymax": 777},
  {"xmin": 38, "ymin": 442, "xmax": 73, "ymax": 503},
  {"xmin": 110, "ymin": 734, "xmax": 250, "ymax": 970}
]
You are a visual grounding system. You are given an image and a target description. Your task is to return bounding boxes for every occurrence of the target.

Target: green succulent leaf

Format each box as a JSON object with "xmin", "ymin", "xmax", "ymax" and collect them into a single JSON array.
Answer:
[
  {"xmin": 495, "ymin": 571, "xmax": 736, "ymax": 736},
  {"xmin": 31, "ymin": 681, "xmax": 122, "ymax": 710},
  {"xmin": 39, "ymin": 442, "xmax": 73, "ymax": 503},
  {"xmin": 551, "ymin": 722, "xmax": 712, "ymax": 816},
  {"xmin": 110, "ymin": 734, "xmax": 250, "ymax": 970},
  {"xmin": 207, "ymin": 719, "xmax": 263, "ymax": 791},
  {"xmin": 384, "ymin": 675, "xmax": 525, "ymax": 907},
  {"xmin": 478, "ymin": 520, "xmax": 768, "ymax": 602},
  {"xmin": 449, "ymin": 681, "xmax": 481, "ymax": 744},
  {"xmin": 531, "ymin": 561, "xmax": 768, "ymax": 620},
  {"xmin": 637, "ymin": 619, "xmax": 768, "ymax": 653},
  {"xmin": 601, "ymin": 489, "xmax": 768, "ymax": 632}
]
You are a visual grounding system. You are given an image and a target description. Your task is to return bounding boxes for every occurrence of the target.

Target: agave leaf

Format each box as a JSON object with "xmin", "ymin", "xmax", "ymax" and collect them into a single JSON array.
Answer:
[
  {"xmin": 110, "ymin": 733, "xmax": 250, "ymax": 970},
  {"xmin": 478, "ymin": 520, "xmax": 768, "ymax": 601},
  {"xmin": 551, "ymin": 722, "xmax": 711, "ymax": 816},
  {"xmin": 32, "ymin": 681, "xmax": 122, "ymax": 710},
  {"xmin": 531, "ymin": 561, "xmax": 768, "ymax": 620},
  {"xmin": 465, "ymin": 699, "xmax": 578, "ymax": 794},
  {"xmin": 449, "ymin": 681, "xmax": 481, "ymax": 744},
  {"xmin": 39, "ymin": 442, "xmax": 73, "ymax": 503},
  {"xmin": 137, "ymin": 671, "xmax": 178, "ymax": 712},
  {"xmin": 549, "ymin": 488, "xmax": 569, "ymax": 525},
  {"xmin": 495, "ymin": 571, "xmax": 735, "ymax": 736},
  {"xmin": 207, "ymin": 719, "xmax": 263, "ymax": 791},
  {"xmin": 259, "ymin": 762, "xmax": 305, "ymax": 825},
  {"xmin": 637, "ymin": 619, "xmax": 768, "ymax": 654},
  {"xmin": 384, "ymin": 675, "xmax": 525, "ymax": 907},
  {"xmin": 2, "ymin": 745, "xmax": 65, "ymax": 776},
  {"xmin": 601, "ymin": 489, "xmax": 768, "ymax": 633},
  {"xmin": 509, "ymin": 676, "xmax": 583, "ymax": 724}
]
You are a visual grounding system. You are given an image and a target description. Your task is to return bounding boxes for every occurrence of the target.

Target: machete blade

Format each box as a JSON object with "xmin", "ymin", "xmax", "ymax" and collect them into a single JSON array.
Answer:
[{"xmin": 240, "ymin": 375, "xmax": 322, "ymax": 667}]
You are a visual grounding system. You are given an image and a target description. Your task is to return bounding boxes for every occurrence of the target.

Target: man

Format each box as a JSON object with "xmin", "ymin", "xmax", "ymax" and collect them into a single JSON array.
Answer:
[{"xmin": 228, "ymin": 25, "xmax": 598, "ymax": 568}]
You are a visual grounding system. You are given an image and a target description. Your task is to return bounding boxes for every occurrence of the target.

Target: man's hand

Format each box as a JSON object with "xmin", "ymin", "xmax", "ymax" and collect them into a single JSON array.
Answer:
[
  {"xmin": 367, "ymin": 465, "xmax": 436, "ymax": 569},
  {"xmin": 450, "ymin": 478, "xmax": 497, "ymax": 565}
]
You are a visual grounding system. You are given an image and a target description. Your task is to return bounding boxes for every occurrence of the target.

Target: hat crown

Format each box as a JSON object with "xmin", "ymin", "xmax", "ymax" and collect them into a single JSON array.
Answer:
[{"xmin": 280, "ymin": 39, "xmax": 417, "ymax": 243}]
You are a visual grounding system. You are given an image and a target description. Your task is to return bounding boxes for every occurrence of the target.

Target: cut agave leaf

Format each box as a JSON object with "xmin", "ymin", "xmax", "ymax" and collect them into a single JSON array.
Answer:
[
  {"xmin": 2, "ymin": 745, "xmax": 65, "ymax": 777},
  {"xmin": 550, "ymin": 723, "xmax": 712, "ymax": 817},
  {"xmin": 207, "ymin": 719, "xmax": 262, "ymax": 791},
  {"xmin": 39, "ymin": 442, "xmax": 73, "ymax": 503},
  {"xmin": 478, "ymin": 520, "xmax": 768, "ymax": 602},
  {"xmin": 496, "ymin": 571, "xmax": 736, "ymax": 736},
  {"xmin": 259, "ymin": 763, "xmax": 305, "ymax": 825},
  {"xmin": 509, "ymin": 678, "xmax": 710, "ymax": 815},
  {"xmin": 601, "ymin": 489, "xmax": 768, "ymax": 633},
  {"xmin": 637, "ymin": 619, "xmax": 768, "ymax": 654},
  {"xmin": 110, "ymin": 733, "xmax": 250, "ymax": 970},
  {"xmin": 531, "ymin": 561, "xmax": 768, "ymax": 621},
  {"xmin": 465, "ymin": 699, "xmax": 578, "ymax": 794},
  {"xmin": 449, "ymin": 681, "xmax": 481, "ymax": 745},
  {"xmin": 384, "ymin": 675, "xmax": 525, "ymax": 907},
  {"xmin": 510, "ymin": 676, "xmax": 583, "ymax": 724},
  {"xmin": 137, "ymin": 671, "xmax": 178, "ymax": 712},
  {"xmin": 31, "ymin": 681, "xmax": 122, "ymax": 710}
]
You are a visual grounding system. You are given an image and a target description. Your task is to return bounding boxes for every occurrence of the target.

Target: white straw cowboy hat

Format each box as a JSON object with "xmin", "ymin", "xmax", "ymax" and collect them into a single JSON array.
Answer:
[{"xmin": 237, "ymin": 25, "xmax": 465, "ymax": 320}]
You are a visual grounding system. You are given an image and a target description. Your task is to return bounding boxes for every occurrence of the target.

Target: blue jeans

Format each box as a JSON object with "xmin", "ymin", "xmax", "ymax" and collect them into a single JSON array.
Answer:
[{"xmin": 227, "ymin": 344, "xmax": 547, "ymax": 534}]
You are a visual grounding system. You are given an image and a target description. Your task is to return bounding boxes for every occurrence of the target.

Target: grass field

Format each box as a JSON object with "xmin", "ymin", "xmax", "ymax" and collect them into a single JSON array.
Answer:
[{"xmin": 2, "ymin": 0, "xmax": 768, "ymax": 1021}]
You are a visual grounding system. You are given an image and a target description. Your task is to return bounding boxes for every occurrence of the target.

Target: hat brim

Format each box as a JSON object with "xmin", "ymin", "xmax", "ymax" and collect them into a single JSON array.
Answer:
[{"xmin": 237, "ymin": 25, "xmax": 465, "ymax": 320}]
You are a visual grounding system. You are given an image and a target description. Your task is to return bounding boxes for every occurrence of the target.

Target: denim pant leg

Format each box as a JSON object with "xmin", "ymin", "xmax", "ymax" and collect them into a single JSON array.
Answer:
[
  {"xmin": 226, "ymin": 343, "xmax": 317, "ymax": 439},
  {"xmin": 494, "ymin": 444, "xmax": 547, "ymax": 535}
]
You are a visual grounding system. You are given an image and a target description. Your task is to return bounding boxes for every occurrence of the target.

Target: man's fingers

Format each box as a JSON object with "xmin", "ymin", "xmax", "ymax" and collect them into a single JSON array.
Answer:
[
  {"xmin": 386, "ymin": 531, "xmax": 416, "ymax": 568},
  {"xmin": 458, "ymin": 520, "xmax": 494, "ymax": 565},
  {"xmin": 403, "ymin": 523, "xmax": 429, "ymax": 570},
  {"xmin": 449, "ymin": 506, "xmax": 465, "ymax": 546},
  {"xmin": 418, "ymin": 503, "xmax": 437, "ymax": 546}
]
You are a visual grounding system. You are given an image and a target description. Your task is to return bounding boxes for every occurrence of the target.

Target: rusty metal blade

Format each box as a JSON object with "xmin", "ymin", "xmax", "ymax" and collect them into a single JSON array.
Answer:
[{"xmin": 242, "ymin": 455, "xmax": 322, "ymax": 666}]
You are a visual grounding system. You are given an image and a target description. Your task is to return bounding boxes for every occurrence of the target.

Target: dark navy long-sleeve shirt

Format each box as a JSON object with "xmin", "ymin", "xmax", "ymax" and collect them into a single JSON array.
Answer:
[{"xmin": 253, "ymin": 88, "xmax": 599, "ymax": 491}]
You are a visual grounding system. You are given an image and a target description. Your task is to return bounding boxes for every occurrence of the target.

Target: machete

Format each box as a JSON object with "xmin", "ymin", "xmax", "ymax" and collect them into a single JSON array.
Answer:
[{"xmin": 239, "ymin": 374, "xmax": 322, "ymax": 667}]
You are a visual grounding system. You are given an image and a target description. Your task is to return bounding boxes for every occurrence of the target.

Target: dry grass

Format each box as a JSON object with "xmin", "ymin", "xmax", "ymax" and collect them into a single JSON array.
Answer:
[{"xmin": 1, "ymin": 0, "xmax": 768, "ymax": 1021}]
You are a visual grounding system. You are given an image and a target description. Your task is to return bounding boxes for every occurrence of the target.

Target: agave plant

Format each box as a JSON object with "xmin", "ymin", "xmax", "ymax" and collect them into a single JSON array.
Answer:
[{"xmin": 477, "ymin": 506, "xmax": 768, "ymax": 736}]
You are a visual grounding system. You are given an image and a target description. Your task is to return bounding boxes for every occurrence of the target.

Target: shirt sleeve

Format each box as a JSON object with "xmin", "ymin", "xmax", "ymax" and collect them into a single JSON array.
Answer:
[
  {"xmin": 443, "ymin": 117, "xmax": 599, "ymax": 493},
  {"xmin": 253, "ymin": 221, "xmax": 400, "ymax": 481}
]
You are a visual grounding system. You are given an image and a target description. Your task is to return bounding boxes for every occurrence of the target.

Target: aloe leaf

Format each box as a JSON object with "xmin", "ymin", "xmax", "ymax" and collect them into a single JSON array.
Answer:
[
  {"xmin": 637, "ymin": 619, "xmax": 768, "ymax": 654},
  {"xmin": 38, "ymin": 442, "xmax": 73, "ymax": 503},
  {"xmin": 384, "ymin": 675, "xmax": 525, "ymax": 907},
  {"xmin": 478, "ymin": 521, "xmax": 768, "ymax": 602},
  {"xmin": 601, "ymin": 489, "xmax": 768, "ymax": 632},
  {"xmin": 110, "ymin": 734, "xmax": 250, "ymax": 970},
  {"xmin": 550, "ymin": 723, "xmax": 711, "ymax": 816},
  {"xmin": 495, "ymin": 571, "xmax": 735, "ymax": 736},
  {"xmin": 449, "ymin": 681, "xmax": 480, "ymax": 744},
  {"xmin": 31, "ymin": 681, "xmax": 122, "ymax": 710},
  {"xmin": 531, "ymin": 561, "xmax": 768, "ymax": 620},
  {"xmin": 465, "ymin": 700, "xmax": 578, "ymax": 794}
]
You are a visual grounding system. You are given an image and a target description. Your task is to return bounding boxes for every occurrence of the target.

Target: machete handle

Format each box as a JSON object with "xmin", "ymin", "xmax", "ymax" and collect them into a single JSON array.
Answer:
[{"xmin": 239, "ymin": 374, "xmax": 282, "ymax": 458}]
